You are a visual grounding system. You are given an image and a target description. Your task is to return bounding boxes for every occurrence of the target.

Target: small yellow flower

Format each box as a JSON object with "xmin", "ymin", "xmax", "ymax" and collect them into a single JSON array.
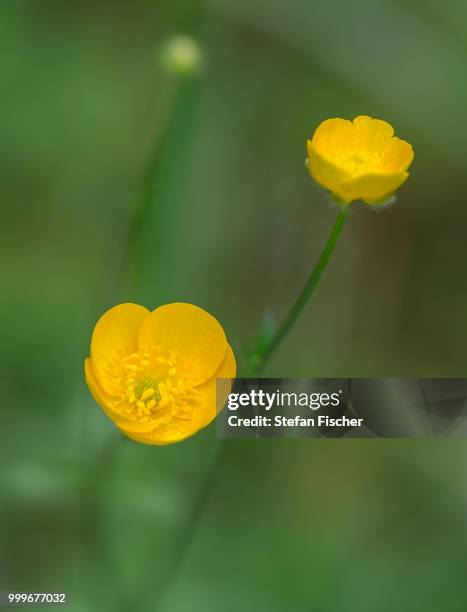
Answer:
[
  {"xmin": 84, "ymin": 302, "xmax": 236, "ymax": 445},
  {"xmin": 306, "ymin": 115, "xmax": 414, "ymax": 205}
]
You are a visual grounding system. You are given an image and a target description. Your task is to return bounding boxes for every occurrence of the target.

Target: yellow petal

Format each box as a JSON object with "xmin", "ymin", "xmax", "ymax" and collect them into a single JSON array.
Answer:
[
  {"xmin": 115, "ymin": 418, "xmax": 160, "ymax": 434},
  {"xmin": 84, "ymin": 357, "xmax": 115, "ymax": 409},
  {"xmin": 119, "ymin": 417, "xmax": 200, "ymax": 445},
  {"xmin": 380, "ymin": 137, "xmax": 414, "ymax": 174},
  {"xmin": 119, "ymin": 427, "xmax": 177, "ymax": 446},
  {"xmin": 342, "ymin": 172, "xmax": 410, "ymax": 205},
  {"xmin": 306, "ymin": 144, "xmax": 353, "ymax": 203},
  {"xmin": 310, "ymin": 117, "xmax": 357, "ymax": 162},
  {"xmin": 138, "ymin": 302, "xmax": 228, "ymax": 386},
  {"xmin": 353, "ymin": 115, "xmax": 394, "ymax": 152},
  {"xmin": 90, "ymin": 303, "xmax": 149, "ymax": 394},
  {"xmin": 197, "ymin": 344, "xmax": 237, "ymax": 429}
]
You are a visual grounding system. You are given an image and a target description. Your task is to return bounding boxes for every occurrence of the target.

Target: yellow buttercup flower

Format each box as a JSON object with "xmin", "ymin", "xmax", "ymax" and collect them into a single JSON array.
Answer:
[
  {"xmin": 306, "ymin": 115, "xmax": 414, "ymax": 205},
  {"xmin": 84, "ymin": 302, "xmax": 236, "ymax": 445}
]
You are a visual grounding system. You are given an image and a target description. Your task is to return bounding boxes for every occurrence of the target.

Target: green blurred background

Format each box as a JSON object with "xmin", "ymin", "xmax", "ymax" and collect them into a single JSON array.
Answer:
[{"xmin": 2, "ymin": 0, "xmax": 467, "ymax": 610}]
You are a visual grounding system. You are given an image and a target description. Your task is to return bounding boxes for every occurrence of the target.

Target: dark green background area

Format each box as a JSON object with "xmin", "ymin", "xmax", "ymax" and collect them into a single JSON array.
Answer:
[{"xmin": 2, "ymin": 1, "xmax": 467, "ymax": 610}]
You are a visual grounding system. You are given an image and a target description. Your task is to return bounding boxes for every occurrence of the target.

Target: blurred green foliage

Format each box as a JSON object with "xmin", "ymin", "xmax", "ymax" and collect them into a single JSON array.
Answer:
[{"xmin": 2, "ymin": 0, "xmax": 467, "ymax": 610}]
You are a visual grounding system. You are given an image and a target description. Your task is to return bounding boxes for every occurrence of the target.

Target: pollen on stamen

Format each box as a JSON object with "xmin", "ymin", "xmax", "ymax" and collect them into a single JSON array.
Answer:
[
  {"xmin": 159, "ymin": 396, "xmax": 170, "ymax": 408},
  {"xmin": 174, "ymin": 410, "xmax": 192, "ymax": 421},
  {"xmin": 140, "ymin": 387, "xmax": 155, "ymax": 401}
]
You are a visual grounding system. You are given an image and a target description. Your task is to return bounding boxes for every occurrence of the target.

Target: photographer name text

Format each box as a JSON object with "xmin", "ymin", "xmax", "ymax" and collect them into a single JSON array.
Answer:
[{"xmin": 226, "ymin": 389, "xmax": 363, "ymax": 429}]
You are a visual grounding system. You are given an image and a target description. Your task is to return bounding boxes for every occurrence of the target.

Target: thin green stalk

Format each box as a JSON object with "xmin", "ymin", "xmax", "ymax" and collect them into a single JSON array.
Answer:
[
  {"xmin": 118, "ymin": 76, "xmax": 199, "ymax": 300},
  {"xmin": 248, "ymin": 207, "xmax": 348, "ymax": 376}
]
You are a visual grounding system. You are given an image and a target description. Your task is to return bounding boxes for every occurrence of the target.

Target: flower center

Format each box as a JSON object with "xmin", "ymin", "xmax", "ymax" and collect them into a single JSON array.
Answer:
[
  {"xmin": 134, "ymin": 376, "xmax": 161, "ymax": 403},
  {"xmin": 108, "ymin": 347, "xmax": 199, "ymax": 427},
  {"xmin": 343, "ymin": 152, "xmax": 369, "ymax": 175}
]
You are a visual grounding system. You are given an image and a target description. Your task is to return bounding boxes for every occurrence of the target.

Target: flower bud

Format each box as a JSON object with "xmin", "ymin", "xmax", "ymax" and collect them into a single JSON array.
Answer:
[{"xmin": 160, "ymin": 35, "xmax": 203, "ymax": 77}]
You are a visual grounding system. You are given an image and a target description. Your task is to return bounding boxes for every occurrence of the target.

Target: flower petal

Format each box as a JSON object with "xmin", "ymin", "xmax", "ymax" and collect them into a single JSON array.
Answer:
[
  {"xmin": 306, "ymin": 144, "xmax": 353, "ymax": 204},
  {"xmin": 90, "ymin": 303, "xmax": 149, "ymax": 394},
  {"xmin": 138, "ymin": 302, "xmax": 228, "ymax": 386},
  {"xmin": 84, "ymin": 357, "xmax": 115, "ymax": 408},
  {"xmin": 380, "ymin": 137, "xmax": 414, "ymax": 174},
  {"xmin": 310, "ymin": 117, "xmax": 357, "ymax": 162},
  {"xmin": 197, "ymin": 343, "xmax": 237, "ymax": 428},
  {"xmin": 119, "ymin": 426, "xmax": 179, "ymax": 446},
  {"xmin": 353, "ymin": 115, "xmax": 394, "ymax": 149},
  {"xmin": 342, "ymin": 172, "xmax": 410, "ymax": 205}
]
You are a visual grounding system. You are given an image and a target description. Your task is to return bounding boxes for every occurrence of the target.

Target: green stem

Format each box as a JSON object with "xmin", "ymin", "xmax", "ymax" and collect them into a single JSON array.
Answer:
[
  {"xmin": 248, "ymin": 207, "xmax": 349, "ymax": 376},
  {"xmin": 118, "ymin": 76, "xmax": 199, "ymax": 299}
]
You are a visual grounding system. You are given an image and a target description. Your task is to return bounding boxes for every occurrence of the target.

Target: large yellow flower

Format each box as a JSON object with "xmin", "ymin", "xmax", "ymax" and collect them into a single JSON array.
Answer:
[
  {"xmin": 84, "ymin": 302, "xmax": 236, "ymax": 445},
  {"xmin": 306, "ymin": 115, "xmax": 414, "ymax": 205}
]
